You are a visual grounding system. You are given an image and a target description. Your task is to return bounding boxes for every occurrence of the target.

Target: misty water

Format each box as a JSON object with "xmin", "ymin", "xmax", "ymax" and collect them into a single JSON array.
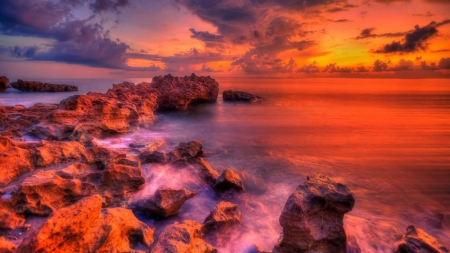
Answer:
[{"xmin": 1, "ymin": 77, "xmax": 450, "ymax": 252}]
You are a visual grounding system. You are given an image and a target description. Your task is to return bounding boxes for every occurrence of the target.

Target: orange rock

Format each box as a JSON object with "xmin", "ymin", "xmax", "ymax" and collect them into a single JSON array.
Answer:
[
  {"xmin": 17, "ymin": 195, "xmax": 154, "ymax": 253},
  {"xmin": 202, "ymin": 201, "xmax": 242, "ymax": 233},
  {"xmin": 0, "ymin": 198, "xmax": 26, "ymax": 230},
  {"xmin": 16, "ymin": 171, "xmax": 97, "ymax": 215},
  {"xmin": 0, "ymin": 237, "xmax": 17, "ymax": 253},
  {"xmin": 396, "ymin": 225, "xmax": 449, "ymax": 253},
  {"xmin": 0, "ymin": 138, "xmax": 35, "ymax": 187},
  {"xmin": 198, "ymin": 158, "xmax": 219, "ymax": 185},
  {"xmin": 213, "ymin": 168, "xmax": 245, "ymax": 192},
  {"xmin": 34, "ymin": 140, "xmax": 87, "ymax": 167},
  {"xmin": 101, "ymin": 164, "xmax": 145, "ymax": 205},
  {"xmin": 150, "ymin": 220, "xmax": 216, "ymax": 253}
]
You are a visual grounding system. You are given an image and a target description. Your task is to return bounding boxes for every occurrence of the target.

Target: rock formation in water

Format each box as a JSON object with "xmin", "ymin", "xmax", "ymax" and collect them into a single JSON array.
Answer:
[
  {"xmin": 223, "ymin": 90, "xmax": 262, "ymax": 102},
  {"xmin": 140, "ymin": 140, "xmax": 204, "ymax": 165},
  {"xmin": 213, "ymin": 168, "xmax": 245, "ymax": 192},
  {"xmin": 395, "ymin": 225, "xmax": 449, "ymax": 253},
  {"xmin": 0, "ymin": 76, "xmax": 9, "ymax": 92},
  {"xmin": 274, "ymin": 173, "xmax": 355, "ymax": 253},
  {"xmin": 10, "ymin": 79, "xmax": 78, "ymax": 92},
  {"xmin": 202, "ymin": 201, "xmax": 242, "ymax": 233},
  {"xmin": 136, "ymin": 187, "xmax": 198, "ymax": 218},
  {"xmin": 150, "ymin": 220, "xmax": 216, "ymax": 253},
  {"xmin": 0, "ymin": 237, "xmax": 16, "ymax": 252},
  {"xmin": 16, "ymin": 195, "xmax": 154, "ymax": 253},
  {"xmin": 198, "ymin": 158, "xmax": 220, "ymax": 186}
]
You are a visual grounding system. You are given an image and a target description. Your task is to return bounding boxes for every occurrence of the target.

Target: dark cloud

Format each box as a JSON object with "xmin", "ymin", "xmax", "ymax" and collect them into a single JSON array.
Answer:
[
  {"xmin": 373, "ymin": 59, "xmax": 389, "ymax": 71},
  {"xmin": 328, "ymin": 19, "xmax": 352, "ymax": 23},
  {"xmin": 420, "ymin": 61, "xmax": 438, "ymax": 70},
  {"xmin": 355, "ymin": 28, "xmax": 405, "ymax": 39},
  {"xmin": 0, "ymin": 0, "xmax": 158, "ymax": 71},
  {"xmin": 375, "ymin": 0, "xmax": 410, "ymax": 3},
  {"xmin": 412, "ymin": 11, "xmax": 434, "ymax": 17},
  {"xmin": 201, "ymin": 63, "xmax": 221, "ymax": 72},
  {"xmin": 355, "ymin": 66, "xmax": 369, "ymax": 72},
  {"xmin": 322, "ymin": 63, "xmax": 352, "ymax": 73},
  {"xmin": 373, "ymin": 20, "xmax": 450, "ymax": 53},
  {"xmin": 326, "ymin": 4, "xmax": 358, "ymax": 12},
  {"xmin": 189, "ymin": 29, "xmax": 224, "ymax": 42},
  {"xmin": 439, "ymin": 58, "xmax": 450, "ymax": 69},
  {"xmin": 390, "ymin": 59, "xmax": 413, "ymax": 71},
  {"xmin": 297, "ymin": 61, "xmax": 320, "ymax": 73}
]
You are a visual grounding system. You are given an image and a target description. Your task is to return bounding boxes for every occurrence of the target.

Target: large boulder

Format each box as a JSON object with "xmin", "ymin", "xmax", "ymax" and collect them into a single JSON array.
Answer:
[
  {"xmin": 213, "ymin": 168, "xmax": 245, "ymax": 192},
  {"xmin": 395, "ymin": 225, "xmax": 449, "ymax": 253},
  {"xmin": 0, "ymin": 76, "xmax": 9, "ymax": 92},
  {"xmin": 274, "ymin": 173, "xmax": 355, "ymax": 253},
  {"xmin": 222, "ymin": 90, "xmax": 261, "ymax": 102},
  {"xmin": 150, "ymin": 74, "xmax": 219, "ymax": 110},
  {"xmin": 10, "ymin": 79, "xmax": 78, "ymax": 92},
  {"xmin": 150, "ymin": 220, "xmax": 216, "ymax": 253},
  {"xmin": 100, "ymin": 164, "xmax": 145, "ymax": 205},
  {"xmin": 0, "ymin": 137, "xmax": 35, "ymax": 187},
  {"xmin": 136, "ymin": 187, "xmax": 198, "ymax": 218},
  {"xmin": 15, "ymin": 171, "xmax": 97, "ymax": 215},
  {"xmin": 34, "ymin": 140, "xmax": 87, "ymax": 167},
  {"xmin": 16, "ymin": 195, "xmax": 154, "ymax": 253},
  {"xmin": 202, "ymin": 201, "xmax": 242, "ymax": 233}
]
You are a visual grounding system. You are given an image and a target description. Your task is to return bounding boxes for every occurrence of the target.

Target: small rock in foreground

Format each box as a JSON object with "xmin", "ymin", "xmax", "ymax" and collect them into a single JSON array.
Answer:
[
  {"xmin": 213, "ymin": 168, "xmax": 245, "ymax": 192},
  {"xmin": 203, "ymin": 201, "xmax": 242, "ymax": 233}
]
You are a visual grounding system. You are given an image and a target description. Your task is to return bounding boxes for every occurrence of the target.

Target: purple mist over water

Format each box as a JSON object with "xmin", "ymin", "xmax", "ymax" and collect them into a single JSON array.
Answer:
[{"xmin": 1, "ymin": 77, "xmax": 450, "ymax": 251}]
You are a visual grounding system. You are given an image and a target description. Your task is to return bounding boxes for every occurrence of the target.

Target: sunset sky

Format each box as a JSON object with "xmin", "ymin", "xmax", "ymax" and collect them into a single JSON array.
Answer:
[{"xmin": 0, "ymin": 0, "xmax": 449, "ymax": 78}]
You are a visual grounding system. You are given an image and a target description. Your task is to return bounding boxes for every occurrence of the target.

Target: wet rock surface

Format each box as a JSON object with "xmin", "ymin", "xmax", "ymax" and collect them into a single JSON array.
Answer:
[
  {"xmin": 223, "ymin": 90, "xmax": 261, "ymax": 102},
  {"xmin": 136, "ymin": 187, "xmax": 198, "ymax": 218},
  {"xmin": 16, "ymin": 195, "xmax": 154, "ymax": 253},
  {"xmin": 395, "ymin": 225, "xmax": 449, "ymax": 253},
  {"xmin": 0, "ymin": 76, "xmax": 9, "ymax": 92},
  {"xmin": 0, "ymin": 237, "xmax": 16, "ymax": 253},
  {"xmin": 150, "ymin": 220, "xmax": 217, "ymax": 253},
  {"xmin": 10, "ymin": 79, "xmax": 78, "ymax": 92},
  {"xmin": 203, "ymin": 201, "xmax": 242, "ymax": 233},
  {"xmin": 198, "ymin": 158, "xmax": 220, "ymax": 185},
  {"xmin": 140, "ymin": 140, "xmax": 204, "ymax": 165},
  {"xmin": 275, "ymin": 173, "xmax": 355, "ymax": 253},
  {"xmin": 213, "ymin": 168, "xmax": 245, "ymax": 192}
]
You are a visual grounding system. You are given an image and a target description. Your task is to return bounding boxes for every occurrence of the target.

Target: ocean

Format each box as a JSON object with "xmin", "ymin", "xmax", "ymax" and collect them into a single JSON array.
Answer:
[{"xmin": 1, "ymin": 77, "xmax": 449, "ymax": 252}]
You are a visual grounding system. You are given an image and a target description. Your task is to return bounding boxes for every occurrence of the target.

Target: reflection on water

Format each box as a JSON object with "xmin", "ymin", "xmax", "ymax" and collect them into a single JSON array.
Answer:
[{"xmin": 2, "ymin": 77, "xmax": 450, "ymax": 251}]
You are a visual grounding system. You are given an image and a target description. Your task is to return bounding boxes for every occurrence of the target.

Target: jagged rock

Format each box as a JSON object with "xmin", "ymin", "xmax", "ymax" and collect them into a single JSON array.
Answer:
[
  {"xmin": 101, "ymin": 164, "xmax": 145, "ymax": 205},
  {"xmin": 34, "ymin": 140, "xmax": 87, "ymax": 167},
  {"xmin": 140, "ymin": 151, "xmax": 169, "ymax": 164},
  {"xmin": 82, "ymin": 144, "xmax": 126, "ymax": 169},
  {"xmin": 140, "ymin": 140, "xmax": 203, "ymax": 165},
  {"xmin": 0, "ymin": 198, "xmax": 26, "ymax": 230},
  {"xmin": 213, "ymin": 168, "xmax": 245, "ymax": 192},
  {"xmin": 223, "ymin": 90, "xmax": 262, "ymax": 102},
  {"xmin": 0, "ymin": 237, "xmax": 16, "ymax": 253},
  {"xmin": 0, "ymin": 137, "xmax": 35, "ymax": 187},
  {"xmin": 0, "ymin": 76, "xmax": 9, "ymax": 92},
  {"xmin": 136, "ymin": 187, "xmax": 198, "ymax": 218},
  {"xmin": 395, "ymin": 225, "xmax": 449, "ymax": 253},
  {"xmin": 150, "ymin": 220, "xmax": 216, "ymax": 253},
  {"xmin": 274, "ymin": 173, "xmax": 355, "ymax": 253},
  {"xmin": 10, "ymin": 79, "xmax": 78, "ymax": 92},
  {"xmin": 203, "ymin": 201, "xmax": 242, "ymax": 233},
  {"xmin": 16, "ymin": 195, "xmax": 154, "ymax": 253},
  {"xmin": 15, "ymin": 171, "xmax": 97, "ymax": 215},
  {"xmin": 198, "ymin": 158, "xmax": 219, "ymax": 185},
  {"xmin": 151, "ymin": 74, "xmax": 219, "ymax": 110}
]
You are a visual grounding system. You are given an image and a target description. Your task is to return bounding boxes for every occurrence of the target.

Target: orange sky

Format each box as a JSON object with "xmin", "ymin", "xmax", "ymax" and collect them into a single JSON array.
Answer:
[{"xmin": 0, "ymin": 0, "xmax": 449, "ymax": 78}]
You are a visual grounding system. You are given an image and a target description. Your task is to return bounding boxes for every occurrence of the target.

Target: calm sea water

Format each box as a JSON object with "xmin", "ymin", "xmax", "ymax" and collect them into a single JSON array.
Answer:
[{"xmin": 1, "ymin": 77, "xmax": 450, "ymax": 251}]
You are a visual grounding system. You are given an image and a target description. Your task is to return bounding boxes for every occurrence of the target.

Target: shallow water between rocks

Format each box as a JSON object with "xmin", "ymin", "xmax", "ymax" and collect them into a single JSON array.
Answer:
[{"xmin": 1, "ymin": 77, "xmax": 449, "ymax": 252}]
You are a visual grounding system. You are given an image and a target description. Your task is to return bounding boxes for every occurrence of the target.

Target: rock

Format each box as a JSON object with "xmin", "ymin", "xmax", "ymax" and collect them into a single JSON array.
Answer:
[
  {"xmin": 10, "ymin": 79, "xmax": 78, "ymax": 92},
  {"xmin": 203, "ymin": 201, "xmax": 242, "ymax": 233},
  {"xmin": 34, "ymin": 140, "xmax": 87, "ymax": 167},
  {"xmin": 245, "ymin": 244, "xmax": 272, "ymax": 253},
  {"xmin": 0, "ymin": 237, "xmax": 16, "ymax": 253},
  {"xmin": 0, "ymin": 138, "xmax": 35, "ymax": 187},
  {"xmin": 395, "ymin": 225, "xmax": 449, "ymax": 253},
  {"xmin": 82, "ymin": 144, "xmax": 126, "ymax": 169},
  {"xmin": 101, "ymin": 164, "xmax": 145, "ymax": 205},
  {"xmin": 213, "ymin": 168, "xmax": 245, "ymax": 192},
  {"xmin": 274, "ymin": 173, "xmax": 355, "ymax": 253},
  {"xmin": 150, "ymin": 220, "xmax": 216, "ymax": 253},
  {"xmin": 0, "ymin": 76, "xmax": 9, "ymax": 92},
  {"xmin": 223, "ymin": 90, "xmax": 261, "ymax": 102},
  {"xmin": 15, "ymin": 171, "xmax": 97, "ymax": 215},
  {"xmin": 150, "ymin": 73, "xmax": 219, "ymax": 110},
  {"xmin": 140, "ymin": 140, "xmax": 203, "ymax": 165},
  {"xmin": 137, "ymin": 187, "xmax": 198, "ymax": 218},
  {"xmin": 140, "ymin": 151, "xmax": 169, "ymax": 164},
  {"xmin": 198, "ymin": 158, "xmax": 220, "ymax": 185},
  {"xmin": 0, "ymin": 198, "xmax": 26, "ymax": 230},
  {"xmin": 17, "ymin": 195, "xmax": 154, "ymax": 253}
]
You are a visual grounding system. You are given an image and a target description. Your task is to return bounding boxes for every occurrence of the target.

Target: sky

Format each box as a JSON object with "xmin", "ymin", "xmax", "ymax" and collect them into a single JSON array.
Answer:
[{"xmin": 0, "ymin": 0, "xmax": 449, "ymax": 78}]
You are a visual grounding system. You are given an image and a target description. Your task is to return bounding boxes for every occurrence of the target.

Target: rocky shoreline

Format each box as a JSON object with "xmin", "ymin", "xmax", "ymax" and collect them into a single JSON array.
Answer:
[{"xmin": 0, "ymin": 74, "xmax": 448, "ymax": 253}]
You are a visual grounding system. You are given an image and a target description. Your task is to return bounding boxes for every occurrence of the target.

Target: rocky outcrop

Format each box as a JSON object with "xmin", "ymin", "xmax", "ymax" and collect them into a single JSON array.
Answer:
[
  {"xmin": 395, "ymin": 225, "xmax": 449, "ymax": 253},
  {"xmin": 150, "ymin": 220, "xmax": 216, "ymax": 253},
  {"xmin": 198, "ymin": 158, "xmax": 220, "ymax": 185},
  {"xmin": 136, "ymin": 187, "xmax": 198, "ymax": 218},
  {"xmin": 0, "ymin": 137, "xmax": 35, "ymax": 187},
  {"xmin": 100, "ymin": 164, "xmax": 145, "ymax": 205},
  {"xmin": 10, "ymin": 79, "xmax": 78, "ymax": 92},
  {"xmin": 15, "ymin": 171, "xmax": 97, "ymax": 215},
  {"xmin": 34, "ymin": 140, "xmax": 87, "ymax": 167},
  {"xmin": 140, "ymin": 140, "xmax": 204, "ymax": 165},
  {"xmin": 213, "ymin": 168, "xmax": 245, "ymax": 192},
  {"xmin": 151, "ymin": 74, "xmax": 219, "ymax": 110},
  {"xmin": 203, "ymin": 201, "xmax": 242, "ymax": 233},
  {"xmin": 223, "ymin": 90, "xmax": 261, "ymax": 102},
  {"xmin": 16, "ymin": 195, "xmax": 154, "ymax": 253},
  {"xmin": 0, "ymin": 198, "xmax": 26, "ymax": 230},
  {"xmin": 274, "ymin": 173, "xmax": 355, "ymax": 253},
  {"xmin": 0, "ymin": 237, "xmax": 16, "ymax": 253},
  {"xmin": 0, "ymin": 76, "xmax": 9, "ymax": 92}
]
